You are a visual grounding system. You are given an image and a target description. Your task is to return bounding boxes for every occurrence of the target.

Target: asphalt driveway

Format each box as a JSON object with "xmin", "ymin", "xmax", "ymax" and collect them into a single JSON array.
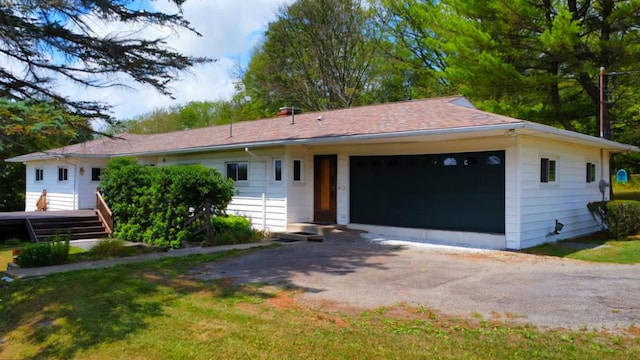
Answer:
[{"xmin": 194, "ymin": 229, "xmax": 640, "ymax": 331}]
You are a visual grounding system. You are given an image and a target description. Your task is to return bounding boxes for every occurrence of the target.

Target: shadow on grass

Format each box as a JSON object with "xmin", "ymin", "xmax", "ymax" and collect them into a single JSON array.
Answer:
[
  {"xmin": 520, "ymin": 232, "xmax": 610, "ymax": 258},
  {"xmin": 0, "ymin": 252, "xmax": 278, "ymax": 359},
  {"xmin": 0, "ymin": 235, "xmax": 404, "ymax": 358}
]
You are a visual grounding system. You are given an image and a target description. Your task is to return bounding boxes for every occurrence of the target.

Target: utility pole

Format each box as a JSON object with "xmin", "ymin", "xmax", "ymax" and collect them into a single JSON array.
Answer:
[{"xmin": 599, "ymin": 67, "xmax": 605, "ymax": 138}]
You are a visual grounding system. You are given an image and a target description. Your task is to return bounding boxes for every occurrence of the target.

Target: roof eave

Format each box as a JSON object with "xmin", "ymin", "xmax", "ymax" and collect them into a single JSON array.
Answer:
[
  {"xmin": 6, "ymin": 153, "xmax": 118, "ymax": 162},
  {"xmin": 7, "ymin": 121, "xmax": 637, "ymax": 162},
  {"xmin": 522, "ymin": 122, "xmax": 639, "ymax": 152},
  {"xmin": 115, "ymin": 123, "xmax": 526, "ymax": 157}
]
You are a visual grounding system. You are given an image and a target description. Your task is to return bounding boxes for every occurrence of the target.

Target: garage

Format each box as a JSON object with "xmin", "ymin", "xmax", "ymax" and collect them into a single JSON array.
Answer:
[{"xmin": 349, "ymin": 151, "xmax": 505, "ymax": 233}]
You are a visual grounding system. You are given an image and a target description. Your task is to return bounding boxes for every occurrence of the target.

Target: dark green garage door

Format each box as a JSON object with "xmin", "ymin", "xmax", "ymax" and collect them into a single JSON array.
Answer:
[{"xmin": 350, "ymin": 151, "xmax": 505, "ymax": 233}]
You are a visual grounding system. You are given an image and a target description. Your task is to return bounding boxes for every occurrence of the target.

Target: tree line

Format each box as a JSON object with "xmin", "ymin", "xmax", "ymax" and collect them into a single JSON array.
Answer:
[
  {"xmin": 2, "ymin": 0, "xmax": 640, "ymax": 210},
  {"xmin": 119, "ymin": 0, "xmax": 640, "ymax": 148}
]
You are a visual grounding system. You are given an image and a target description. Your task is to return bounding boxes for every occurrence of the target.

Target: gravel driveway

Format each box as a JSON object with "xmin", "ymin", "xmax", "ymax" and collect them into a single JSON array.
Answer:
[{"xmin": 195, "ymin": 229, "xmax": 640, "ymax": 331}]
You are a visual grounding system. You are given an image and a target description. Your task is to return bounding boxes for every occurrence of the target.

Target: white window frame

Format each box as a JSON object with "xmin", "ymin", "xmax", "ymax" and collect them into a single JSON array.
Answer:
[
  {"xmin": 292, "ymin": 159, "xmax": 304, "ymax": 183},
  {"xmin": 58, "ymin": 167, "xmax": 68, "ymax": 182},
  {"xmin": 226, "ymin": 161, "xmax": 248, "ymax": 182},
  {"xmin": 35, "ymin": 168, "xmax": 44, "ymax": 182},
  {"xmin": 273, "ymin": 158, "xmax": 283, "ymax": 182}
]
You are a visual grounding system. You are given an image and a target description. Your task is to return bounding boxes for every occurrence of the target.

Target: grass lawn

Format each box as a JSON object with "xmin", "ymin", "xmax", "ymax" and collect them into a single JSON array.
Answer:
[
  {"xmin": 1, "ymin": 239, "xmax": 167, "ymax": 270},
  {"xmin": 522, "ymin": 232, "xmax": 640, "ymax": 264},
  {"xmin": 520, "ymin": 176, "xmax": 640, "ymax": 263},
  {"xmin": 0, "ymin": 242, "xmax": 27, "ymax": 271},
  {"xmin": 613, "ymin": 173, "xmax": 640, "ymax": 201},
  {"xmin": 1, "ymin": 249, "xmax": 639, "ymax": 359}
]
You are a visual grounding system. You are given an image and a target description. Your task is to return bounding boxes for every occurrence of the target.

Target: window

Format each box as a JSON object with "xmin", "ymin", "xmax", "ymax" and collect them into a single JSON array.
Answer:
[
  {"xmin": 273, "ymin": 159, "xmax": 282, "ymax": 182},
  {"xmin": 226, "ymin": 161, "xmax": 248, "ymax": 181},
  {"xmin": 443, "ymin": 157, "xmax": 457, "ymax": 166},
  {"xmin": 487, "ymin": 155, "xmax": 502, "ymax": 165},
  {"xmin": 540, "ymin": 158, "xmax": 556, "ymax": 183},
  {"xmin": 91, "ymin": 168, "xmax": 102, "ymax": 182},
  {"xmin": 35, "ymin": 168, "xmax": 44, "ymax": 182},
  {"xmin": 293, "ymin": 159, "xmax": 303, "ymax": 182},
  {"xmin": 58, "ymin": 167, "xmax": 68, "ymax": 181},
  {"xmin": 586, "ymin": 162, "xmax": 596, "ymax": 183}
]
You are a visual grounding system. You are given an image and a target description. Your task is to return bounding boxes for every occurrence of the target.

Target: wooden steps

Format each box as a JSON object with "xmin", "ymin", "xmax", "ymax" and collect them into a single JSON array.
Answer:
[{"xmin": 27, "ymin": 215, "xmax": 109, "ymax": 242}]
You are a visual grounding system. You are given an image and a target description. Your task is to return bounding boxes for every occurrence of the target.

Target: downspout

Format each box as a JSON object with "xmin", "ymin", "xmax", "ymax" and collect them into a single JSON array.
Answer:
[{"xmin": 245, "ymin": 148, "xmax": 267, "ymax": 231}]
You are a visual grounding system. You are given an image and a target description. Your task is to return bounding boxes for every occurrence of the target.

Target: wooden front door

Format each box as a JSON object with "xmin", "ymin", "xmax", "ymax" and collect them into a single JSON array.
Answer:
[{"xmin": 314, "ymin": 155, "xmax": 337, "ymax": 223}]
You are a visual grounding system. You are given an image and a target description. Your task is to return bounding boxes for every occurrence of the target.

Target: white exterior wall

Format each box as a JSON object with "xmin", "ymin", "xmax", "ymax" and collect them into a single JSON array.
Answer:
[
  {"xmin": 24, "ymin": 158, "xmax": 108, "ymax": 211},
  {"xmin": 160, "ymin": 147, "xmax": 288, "ymax": 232},
  {"xmin": 25, "ymin": 159, "xmax": 78, "ymax": 211},
  {"xmin": 18, "ymin": 132, "xmax": 611, "ymax": 249},
  {"xmin": 76, "ymin": 159, "xmax": 109, "ymax": 209},
  {"xmin": 517, "ymin": 136, "xmax": 607, "ymax": 249},
  {"xmin": 286, "ymin": 146, "xmax": 313, "ymax": 224}
]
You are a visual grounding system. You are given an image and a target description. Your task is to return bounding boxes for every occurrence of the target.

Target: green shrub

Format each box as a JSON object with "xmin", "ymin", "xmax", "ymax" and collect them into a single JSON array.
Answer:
[
  {"xmin": 606, "ymin": 200, "xmax": 640, "ymax": 239},
  {"xmin": 202, "ymin": 215, "xmax": 264, "ymax": 246},
  {"xmin": 587, "ymin": 200, "xmax": 640, "ymax": 239},
  {"xmin": 16, "ymin": 235, "xmax": 70, "ymax": 268},
  {"xmin": 100, "ymin": 158, "xmax": 235, "ymax": 248},
  {"xmin": 89, "ymin": 239, "xmax": 129, "ymax": 257},
  {"xmin": 4, "ymin": 238, "xmax": 21, "ymax": 246}
]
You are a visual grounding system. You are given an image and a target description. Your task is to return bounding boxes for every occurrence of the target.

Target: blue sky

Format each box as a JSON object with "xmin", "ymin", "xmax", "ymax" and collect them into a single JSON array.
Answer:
[{"xmin": 60, "ymin": 0, "xmax": 293, "ymax": 121}]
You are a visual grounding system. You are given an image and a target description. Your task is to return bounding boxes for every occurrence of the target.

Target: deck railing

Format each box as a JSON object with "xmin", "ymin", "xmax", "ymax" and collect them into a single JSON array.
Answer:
[
  {"xmin": 36, "ymin": 189, "xmax": 47, "ymax": 211},
  {"xmin": 184, "ymin": 202, "xmax": 213, "ymax": 241},
  {"xmin": 95, "ymin": 191, "xmax": 114, "ymax": 235}
]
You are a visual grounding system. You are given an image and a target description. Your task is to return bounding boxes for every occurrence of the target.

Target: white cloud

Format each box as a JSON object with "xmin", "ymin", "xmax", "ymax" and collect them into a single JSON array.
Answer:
[{"xmin": 60, "ymin": 0, "xmax": 292, "ymax": 120}]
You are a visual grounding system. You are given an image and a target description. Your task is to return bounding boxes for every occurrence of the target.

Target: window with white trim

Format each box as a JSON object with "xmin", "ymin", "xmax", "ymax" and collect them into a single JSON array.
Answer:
[
  {"xmin": 540, "ymin": 158, "xmax": 556, "ymax": 183},
  {"xmin": 293, "ymin": 159, "xmax": 303, "ymax": 182},
  {"xmin": 273, "ymin": 159, "xmax": 282, "ymax": 182},
  {"xmin": 35, "ymin": 168, "xmax": 44, "ymax": 182},
  {"xmin": 226, "ymin": 161, "xmax": 248, "ymax": 181},
  {"xmin": 586, "ymin": 162, "xmax": 596, "ymax": 183},
  {"xmin": 58, "ymin": 167, "xmax": 68, "ymax": 182}
]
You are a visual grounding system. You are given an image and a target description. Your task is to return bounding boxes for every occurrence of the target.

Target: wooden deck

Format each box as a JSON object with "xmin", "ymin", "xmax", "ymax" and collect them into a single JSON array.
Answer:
[{"xmin": 0, "ymin": 210, "xmax": 97, "ymax": 226}]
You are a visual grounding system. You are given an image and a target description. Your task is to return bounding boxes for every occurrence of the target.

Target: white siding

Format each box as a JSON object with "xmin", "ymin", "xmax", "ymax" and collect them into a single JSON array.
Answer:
[
  {"xmin": 18, "ymin": 130, "xmax": 612, "ymax": 250},
  {"xmin": 76, "ymin": 159, "xmax": 109, "ymax": 209},
  {"xmin": 517, "ymin": 136, "xmax": 605, "ymax": 249},
  {"xmin": 504, "ymin": 143, "xmax": 520, "ymax": 249},
  {"xmin": 25, "ymin": 159, "xmax": 78, "ymax": 211},
  {"xmin": 336, "ymin": 153, "xmax": 350, "ymax": 225},
  {"xmin": 286, "ymin": 146, "xmax": 313, "ymax": 224},
  {"xmin": 160, "ymin": 147, "xmax": 288, "ymax": 232}
]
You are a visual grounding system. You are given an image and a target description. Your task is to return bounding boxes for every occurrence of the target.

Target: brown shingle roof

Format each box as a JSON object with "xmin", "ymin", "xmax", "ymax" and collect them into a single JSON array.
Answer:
[
  {"xmin": 7, "ymin": 133, "xmax": 151, "ymax": 161},
  {"xmin": 140, "ymin": 96, "xmax": 521, "ymax": 154},
  {"xmin": 12, "ymin": 96, "xmax": 633, "ymax": 161}
]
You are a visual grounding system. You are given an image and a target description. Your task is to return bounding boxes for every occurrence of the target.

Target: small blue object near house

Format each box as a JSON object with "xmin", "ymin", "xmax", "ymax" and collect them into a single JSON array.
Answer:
[{"xmin": 616, "ymin": 169, "xmax": 628, "ymax": 184}]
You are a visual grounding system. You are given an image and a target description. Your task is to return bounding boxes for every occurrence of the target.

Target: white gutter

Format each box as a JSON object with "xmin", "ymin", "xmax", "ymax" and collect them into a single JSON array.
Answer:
[
  {"xmin": 521, "ymin": 122, "xmax": 638, "ymax": 152},
  {"xmin": 109, "ymin": 123, "xmax": 527, "ymax": 158},
  {"xmin": 115, "ymin": 122, "xmax": 637, "ymax": 157}
]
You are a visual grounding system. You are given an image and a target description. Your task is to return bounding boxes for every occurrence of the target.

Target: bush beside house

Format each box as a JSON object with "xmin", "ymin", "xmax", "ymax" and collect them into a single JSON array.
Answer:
[
  {"xmin": 587, "ymin": 200, "xmax": 640, "ymax": 239},
  {"xmin": 201, "ymin": 215, "xmax": 265, "ymax": 246},
  {"xmin": 100, "ymin": 158, "xmax": 235, "ymax": 248},
  {"xmin": 16, "ymin": 236, "xmax": 70, "ymax": 268}
]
